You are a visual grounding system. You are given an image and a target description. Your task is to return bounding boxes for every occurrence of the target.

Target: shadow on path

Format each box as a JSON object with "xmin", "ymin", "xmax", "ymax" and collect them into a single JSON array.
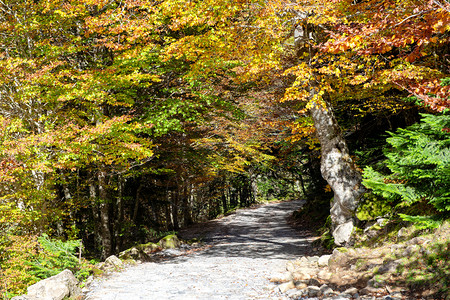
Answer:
[
  {"xmin": 178, "ymin": 200, "xmax": 313, "ymax": 260},
  {"xmin": 85, "ymin": 200, "xmax": 315, "ymax": 300}
]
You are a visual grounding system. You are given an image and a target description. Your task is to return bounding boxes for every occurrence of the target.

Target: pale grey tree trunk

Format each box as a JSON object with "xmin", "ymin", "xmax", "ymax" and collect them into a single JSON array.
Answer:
[
  {"xmin": 98, "ymin": 168, "xmax": 112, "ymax": 258},
  {"xmin": 310, "ymin": 97, "xmax": 365, "ymax": 245},
  {"xmin": 291, "ymin": 12, "xmax": 365, "ymax": 245}
]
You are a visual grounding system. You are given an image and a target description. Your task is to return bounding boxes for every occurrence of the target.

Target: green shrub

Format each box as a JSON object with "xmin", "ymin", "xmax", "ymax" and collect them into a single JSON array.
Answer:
[
  {"xmin": 29, "ymin": 234, "xmax": 93, "ymax": 281},
  {"xmin": 362, "ymin": 113, "xmax": 450, "ymax": 227}
]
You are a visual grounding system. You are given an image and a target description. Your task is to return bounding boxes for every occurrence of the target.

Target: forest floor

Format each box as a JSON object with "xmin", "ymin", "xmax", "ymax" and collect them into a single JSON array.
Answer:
[{"xmin": 84, "ymin": 199, "xmax": 320, "ymax": 300}]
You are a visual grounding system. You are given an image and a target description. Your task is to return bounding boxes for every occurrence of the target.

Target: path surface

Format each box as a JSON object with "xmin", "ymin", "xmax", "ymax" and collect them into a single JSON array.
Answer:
[{"xmin": 85, "ymin": 200, "xmax": 313, "ymax": 300}]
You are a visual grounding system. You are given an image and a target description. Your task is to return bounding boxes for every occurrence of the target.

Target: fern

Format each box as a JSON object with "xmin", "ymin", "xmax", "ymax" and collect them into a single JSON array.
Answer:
[
  {"xmin": 398, "ymin": 214, "xmax": 442, "ymax": 229},
  {"xmin": 363, "ymin": 113, "xmax": 450, "ymax": 226},
  {"xmin": 28, "ymin": 234, "xmax": 83, "ymax": 280}
]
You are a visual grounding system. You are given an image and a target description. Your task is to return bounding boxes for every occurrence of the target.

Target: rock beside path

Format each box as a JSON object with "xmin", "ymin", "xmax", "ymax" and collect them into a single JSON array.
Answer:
[
  {"xmin": 271, "ymin": 250, "xmax": 405, "ymax": 300},
  {"xmin": 273, "ymin": 221, "xmax": 450, "ymax": 300},
  {"xmin": 12, "ymin": 269, "xmax": 81, "ymax": 300}
]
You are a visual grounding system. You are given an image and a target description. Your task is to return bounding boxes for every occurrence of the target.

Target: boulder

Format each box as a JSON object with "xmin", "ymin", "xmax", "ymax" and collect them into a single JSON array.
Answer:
[
  {"xmin": 318, "ymin": 254, "xmax": 331, "ymax": 267},
  {"xmin": 402, "ymin": 245, "xmax": 419, "ymax": 256},
  {"xmin": 306, "ymin": 256, "xmax": 320, "ymax": 264},
  {"xmin": 291, "ymin": 270, "xmax": 312, "ymax": 282},
  {"xmin": 343, "ymin": 287, "xmax": 358, "ymax": 296},
  {"xmin": 333, "ymin": 221, "xmax": 354, "ymax": 246},
  {"xmin": 286, "ymin": 261, "xmax": 296, "ymax": 272},
  {"xmin": 378, "ymin": 259, "xmax": 402, "ymax": 274},
  {"xmin": 317, "ymin": 269, "xmax": 333, "ymax": 281},
  {"xmin": 158, "ymin": 234, "xmax": 181, "ymax": 249},
  {"xmin": 119, "ymin": 247, "xmax": 140, "ymax": 260},
  {"xmin": 12, "ymin": 269, "xmax": 81, "ymax": 300},
  {"xmin": 320, "ymin": 284, "xmax": 334, "ymax": 296},
  {"xmin": 295, "ymin": 282, "xmax": 308, "ymax": 289},
  {"xmin": 397, "ymin": 227, "xmax": 409, "ymax": 240},
  {"xmin": 99, "ymin": 255, "xmax": 123, "ymax": 271},
  {"xmin": 284, "ymin": 288, "xmax": 304, "ymax": 299},
  {"xmin": 139, "ymin": 242, "xmax": 160, "ymax": 254},
  {"xmin": 308, "ymin": 278, "xmax": 321, "ymax": 287},
  {"xmin": 119, "ymin": 242, "xmax": 160, "ymax": 261},
  {"xmin": 307, "ymin": 286, "xmax": 321, "ymax": 297},
  {"xmin": 328, "ymin": 248, "xmax": 349, "ymax": 270},
  {"xmin": 376, "ymin": 218, "xmax": 388, "ymax": 227},
  {"xmin": 298, "ymin": 256, "xmax": 309, "ymax": 265},
  {"xmin": 278, "ymin": 280, "xmax": 295, "ymax": 293},
  {"xmin": 367, "ymin": 276, "xmax": 386, "ymax": 288},
  {"xmin": 269, "ymin": 273, "xmax": 291, "ymax": 283},
  {"xmin": 359, "ymin": 286, "xmax": 384, "ymax": 295},
  {"xmin": 106, "ymin": 255, "xmax": 123, "ymax": 267}
]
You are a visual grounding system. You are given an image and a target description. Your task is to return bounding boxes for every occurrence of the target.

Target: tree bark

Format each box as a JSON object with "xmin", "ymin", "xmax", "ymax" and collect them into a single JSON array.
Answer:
[
  {"xmin": 89, "ymin": 181, "xmax": 101, "ymax": 251},
  {"xmin": 170, "ymin": 189, "xmax": 179, "ymax": 230},
  {"xmin": 98, "ymin": 168, "xmax": 112, "ymax": 259},
  {"xmin": 221, "ymin": 191, "xmax": 228, "ymax": 214},
  {"xmin": 310, "ymin": 97, "xmax": 365, "ymax": 245},
  {"xmin": 132, "ymin": 182, "xmax": 143, "ymax": 225},
  {"xmin": 182, "ymin": 181, "xmax": 194, "ymax": 226},
  {"xmin": 114, "ymin": 175, "xmax": 124, "ymax": 253}
]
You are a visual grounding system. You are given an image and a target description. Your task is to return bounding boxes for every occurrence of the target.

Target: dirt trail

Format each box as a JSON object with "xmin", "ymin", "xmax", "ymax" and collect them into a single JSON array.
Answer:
[{"xmin": 85, "ymin": 200, "xmax": 314, "ymax": 300}]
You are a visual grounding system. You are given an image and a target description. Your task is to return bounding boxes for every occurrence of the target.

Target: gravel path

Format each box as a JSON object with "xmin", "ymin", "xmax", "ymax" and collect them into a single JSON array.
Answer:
[{"xmin": 85, "ymin": 200, "xmax": 313, "ymax": 300}]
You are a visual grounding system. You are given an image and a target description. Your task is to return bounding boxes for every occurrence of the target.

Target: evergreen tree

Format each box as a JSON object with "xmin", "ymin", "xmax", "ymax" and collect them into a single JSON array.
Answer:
[{"xmin": 363, "ymin": 113, "xmax": 450, "ymax": 227}]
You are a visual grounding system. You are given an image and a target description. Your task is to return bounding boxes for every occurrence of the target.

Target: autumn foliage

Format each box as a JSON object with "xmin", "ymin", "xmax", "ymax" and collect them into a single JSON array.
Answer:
[{"xmin": 0, "ymin": 0, "xmax": 449, "ymax": 297}]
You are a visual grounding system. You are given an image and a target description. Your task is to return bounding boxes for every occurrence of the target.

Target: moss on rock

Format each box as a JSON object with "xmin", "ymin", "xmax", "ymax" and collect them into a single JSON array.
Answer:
[{"xmin": 158, "ymin": 234, "xmax": 181, "ymax": 249}]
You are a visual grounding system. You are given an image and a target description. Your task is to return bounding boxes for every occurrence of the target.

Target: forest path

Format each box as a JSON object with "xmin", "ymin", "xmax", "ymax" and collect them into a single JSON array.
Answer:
[{"xmin": 84, "ymin": 200, "xmax": 314, "ymax": 300}]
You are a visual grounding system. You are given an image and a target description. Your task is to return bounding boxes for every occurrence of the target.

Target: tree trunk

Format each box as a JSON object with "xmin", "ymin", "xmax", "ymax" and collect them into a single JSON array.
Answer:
[
  {"xmin": 132, "ymin": 182, "xmax": 143, "ymax": 225},
  {"xmin": 98, "ymin": 168, "xmax": 112, "ymax": 258},
  {"xmin": 182, "ymin": 181, "xmax": 194, "ymax": 226},
  {"xmin": 297, "ymin": 171, "xmax": 307, "ymax": 196},
  {"xmin": 114, "ymin": 175, "xmax": 124, "ymax": 253},
  {"xmin": 164, "ymin": 194, "xmax": 173, "ymax": 231},
  {"xmin": 89, "ymin": 181, "xmax": 102, "ymax": 252},
  {"xmin": 310, "ymin": 97, "xmax": 365, "ymax": 245},
  {"xmin": 221, "ymin": 191, "xmax": 228, "ymax": 214},
  {"xmin": 170, "ymin": 189, "xmax": 179, "ymax": 230}
]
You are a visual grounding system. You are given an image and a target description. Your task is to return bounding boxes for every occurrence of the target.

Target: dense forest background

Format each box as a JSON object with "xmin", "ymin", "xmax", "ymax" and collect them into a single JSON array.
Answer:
[{"xmin": 0, "ymin": 0, "xmax": 449, "ymax": 297}]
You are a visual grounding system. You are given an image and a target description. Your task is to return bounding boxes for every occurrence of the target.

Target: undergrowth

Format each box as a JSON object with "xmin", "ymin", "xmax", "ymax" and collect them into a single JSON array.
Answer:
[{"xmin": 0, "ymin": 234, "xmax": 94, "ymax": 299}]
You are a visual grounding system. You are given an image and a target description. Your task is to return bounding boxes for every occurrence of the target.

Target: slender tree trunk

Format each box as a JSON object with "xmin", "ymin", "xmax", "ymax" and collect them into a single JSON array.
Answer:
[
  {"xmin": 114, "ymin": 175, "xmax": 124, "ymax": 253},
  {"xmin": 98, "ymin": 168, "xmax": 112, "ymax": 258},
  {"xmin": 89, "ymin": 181, "xmax": 102, "ymax": 251},
  {"xmin": 221, "ymin": 191, "xmax": 228, "ymax": 214},
  {"xmin": 170, "ymin": 189, "xmax": 179, "ymax": 230},
  {"xmin": 149, "ymin": 192, "xmax": 160, "ymax": 230},
  {"xmin": 132, "ymin": 183, "xmax": 143, "ymax": 225},
  {"xmin": 164, "ymin": 194, "xmax": 173, "ymax": 231},
  {"xmin": 310, "ymin": 96, "xmax": 365, "ymax": 245},
  {"xmin": 229, "ymin": 187, "xmax": 237, "ymax": 208},
  {"xmin": 182, "ymin": 181, "xmax": 194, "ymax": 226},
  {"xmin": 55, "ymin": 172, "xmax": 73, "ymax": 237},
  {"xmin": 250, "ymin": 175, "xmax": 260, "ymax": 202},
  {"xmin": 297, "ymin": 172, "xmax": 307, "ymax": 196}
]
